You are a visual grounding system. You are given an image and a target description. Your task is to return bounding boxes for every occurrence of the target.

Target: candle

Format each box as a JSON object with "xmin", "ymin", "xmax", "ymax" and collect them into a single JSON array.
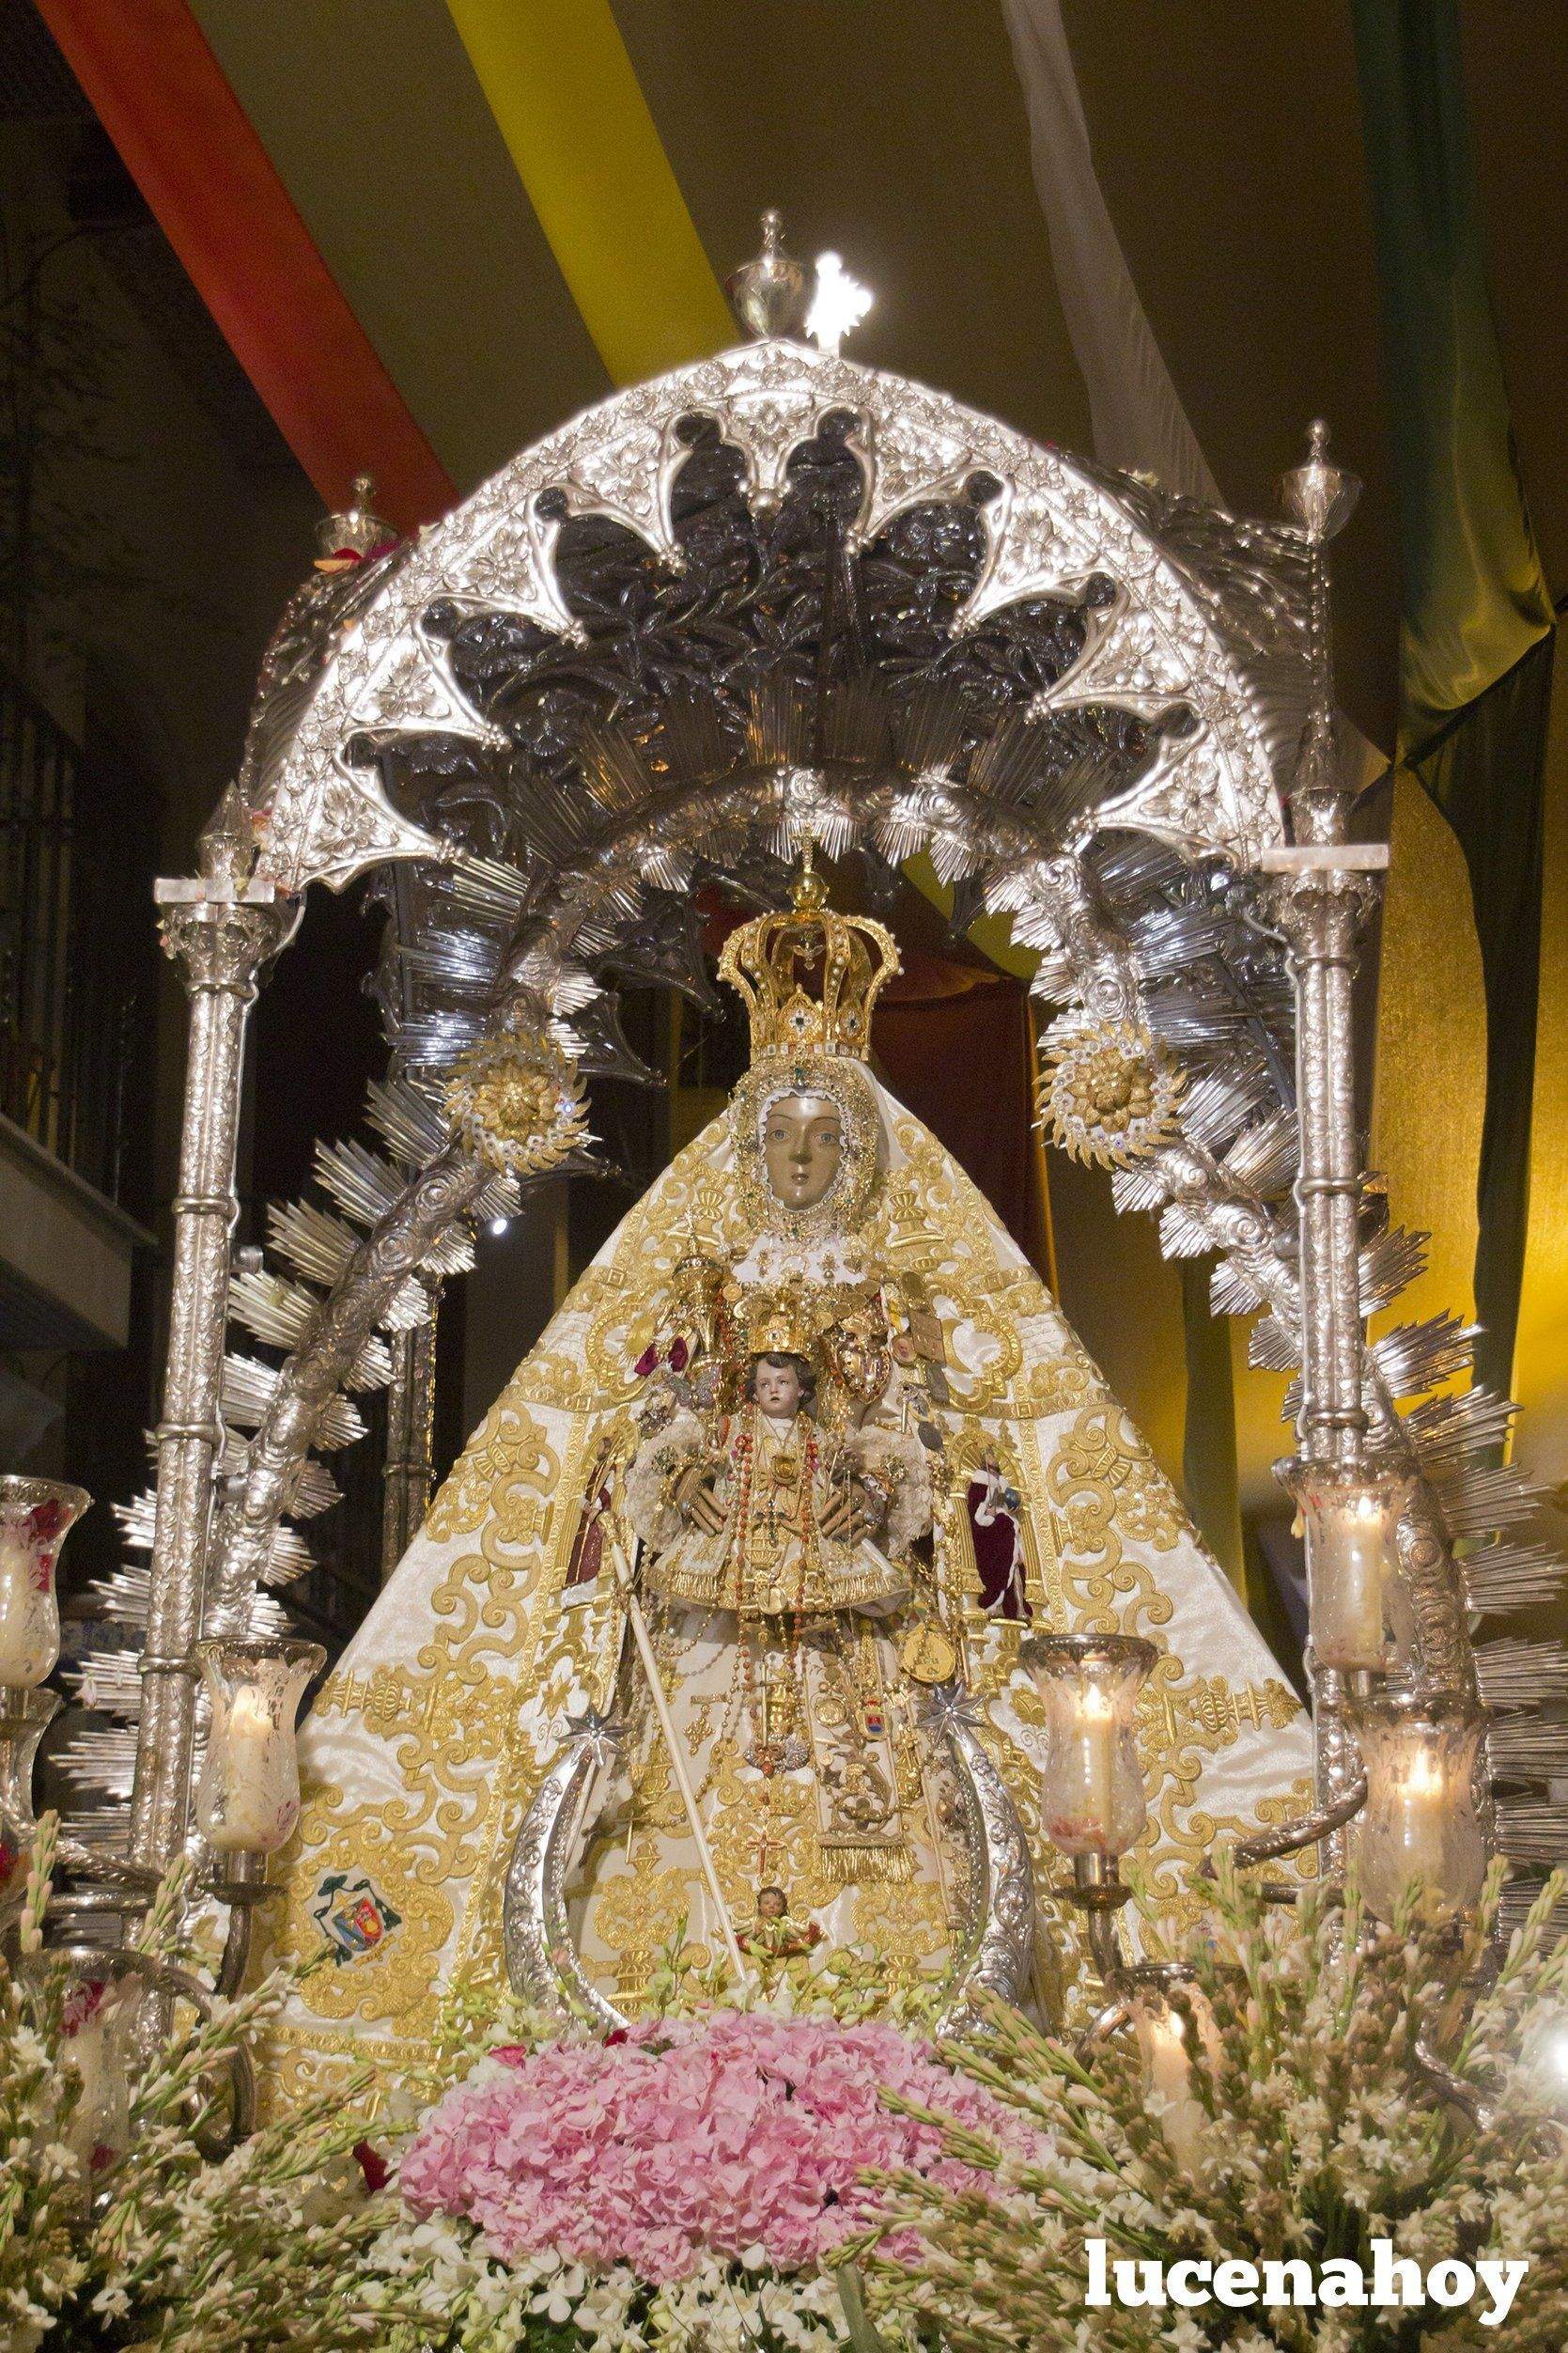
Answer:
[
  {"xmin": 1312, "ymin": 1492, "xmax": 1386, "ymax": 1665},
  {"xmin": 1024, "ymin": 1633, "xmax": 1156, "ymax": 1862},
  {"xmin": 194, "ymin": 1638, "xmax": 323, "ymax": 1857},
  {"xmin": 1131, "ymin": 1971, "xmax": 1219, "ymax": 2169},
  {"xmin": 1297, "ymin": 1466, "xmax": 1415, "ymax": 1673},
  {"xmin": 63, "ymin": 1976, "xmax": 131, "ymax": 2166},
  {"xmin": 0, "ymin": 1526, "xmax": 50, "ymax": 1688},
  {"xmin": 1071, "ymin": 1682, "xmax": 1116, "ymax": 1850},
  {"xmin": 216, "ymin": 1688, "xmax": 288, "ymax": 1852},
  {"xmin": 1362, "ymin": 1746, "xmax": 1452, "ymax": 1918},
  {"xmin": 1391, "ymin": 1748, "xmax": 1450, "ymax": 1880},
  {"xmin": 1352, "ymin": 1691, "xmax": 1486, "ymax": 1920},
  {"xmin": 1137, "ymin": 2005, "xmax": 1203, "ymax": 2167}
]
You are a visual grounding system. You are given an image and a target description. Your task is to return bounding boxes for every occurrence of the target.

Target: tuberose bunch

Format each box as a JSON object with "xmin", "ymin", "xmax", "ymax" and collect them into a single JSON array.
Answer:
[
  {"xmin": 849, "ymin": 1859, "xmax": 1568, "ymax": 2351},
  {"xmin": 0, "ymin": 1815, "xmax": 414, "ymax": 2352}
]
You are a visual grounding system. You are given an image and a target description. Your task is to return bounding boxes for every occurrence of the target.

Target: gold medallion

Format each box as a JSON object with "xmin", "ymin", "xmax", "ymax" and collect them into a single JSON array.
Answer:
[{"xmin": 899, "ymin": 1619, "xmax": 959, "ymax": 1686}]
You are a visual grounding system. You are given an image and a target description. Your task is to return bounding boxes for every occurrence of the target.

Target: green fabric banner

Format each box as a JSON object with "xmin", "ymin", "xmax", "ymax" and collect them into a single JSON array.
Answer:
[
  {"xmin": 1352, "ymin": 0, "xmax": 1551, "ymax": 748},
  {"xmin": 1353, "ymin": 0, "xmax": 1555, "ymax": 1395},
  {"xmin": 1408, "ymin": 634, "xmax": 1556, "ymax": 1391}
]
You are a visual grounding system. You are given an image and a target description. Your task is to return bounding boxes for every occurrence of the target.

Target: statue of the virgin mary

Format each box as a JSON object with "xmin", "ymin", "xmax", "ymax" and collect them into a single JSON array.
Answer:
[{"xmin": 254, "ymin": 864, "xmax": 1312, "ymax": 2113}]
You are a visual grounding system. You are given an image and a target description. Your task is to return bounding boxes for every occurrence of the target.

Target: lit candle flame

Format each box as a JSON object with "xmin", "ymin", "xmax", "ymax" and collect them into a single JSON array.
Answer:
[
  {"xmin": 1402, "ymin": 1749, "xmax": 1446, "ymax": 1799},
  {"xmin": 229, "ymin": 1688, "xmax": 273, "ymax": 1737}
]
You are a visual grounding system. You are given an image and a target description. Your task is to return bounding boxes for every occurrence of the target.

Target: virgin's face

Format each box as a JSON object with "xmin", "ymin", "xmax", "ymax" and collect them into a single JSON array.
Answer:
[{"xmin": 762, "ymin": 1093, "xmax": 843, "ymax": 1211}]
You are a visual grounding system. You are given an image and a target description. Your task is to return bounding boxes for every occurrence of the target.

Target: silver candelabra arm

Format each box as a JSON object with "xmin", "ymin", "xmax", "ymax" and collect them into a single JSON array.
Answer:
[{"xmin": 1226, "ymin": 1766, "xmax": 1371, "ymax": 1873}]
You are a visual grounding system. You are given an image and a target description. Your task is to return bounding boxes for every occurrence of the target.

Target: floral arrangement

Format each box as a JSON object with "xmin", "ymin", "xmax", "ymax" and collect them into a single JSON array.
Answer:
[
  {"xmin": 365, "ymin": 1997, "xmax": 1045, "ymax": 2350},
  {"xmin": 0, "ymin": 1817, "xmax": 416, "ymax": 2351},
  {"xmin": 407, "ymin": 2006, "xmax": 1030, "ymax": 2267},
  {"xmin": 17, "ymin": 1797, "xmax": 1568, "ymax": 2353},
  {"xmin": 850, "ymin": 1859, "xmax": 1568, "ymax": 2350},
  {"xmin": 1, "ymin": 1826, "xmax": 1012, "ymax": 2353}
]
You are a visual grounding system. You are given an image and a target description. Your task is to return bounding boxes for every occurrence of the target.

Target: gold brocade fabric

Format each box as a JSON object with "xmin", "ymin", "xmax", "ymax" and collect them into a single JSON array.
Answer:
[{"xmin": 252, "ymin": 1082, "xmax": 1312, "ymax": 2117}]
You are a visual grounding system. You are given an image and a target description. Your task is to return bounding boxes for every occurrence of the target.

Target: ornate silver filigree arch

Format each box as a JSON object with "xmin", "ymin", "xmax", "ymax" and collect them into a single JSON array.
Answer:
[
  {"xmin": 196, "ymin": 335, "xmax": 1327, "ymax": 1659},
  {"xmin": 240, "ymin": 339, "xmax": 1306, "ymax": 896}
]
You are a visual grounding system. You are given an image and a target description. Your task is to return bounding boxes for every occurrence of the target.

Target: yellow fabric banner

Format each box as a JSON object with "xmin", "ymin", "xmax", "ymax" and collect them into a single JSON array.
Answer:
[
  {"xmin": 1370, "ymin": 771, "xmax": 1486, "ymax": 1339},
  {"xmin": 1512, "ymin": 628, "xmax": 1568, "ymax": 1478},
  {"xmin": 444, "ymin": 0, "xmax": 732, "ymax": 385}
]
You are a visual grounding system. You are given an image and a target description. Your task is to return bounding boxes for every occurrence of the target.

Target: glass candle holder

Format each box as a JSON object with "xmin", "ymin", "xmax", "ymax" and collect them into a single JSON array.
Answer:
[
  {"xmin": 194, "ymin": 1637, "xmax": 324, "ymax": 1857},
  {"xmin": 0, "ymin": 1476, "xmax": 90, "ymax": 1689},
  {"xmin": 1349, "ymin": 1689, "xmax": 1486, "ymax": 1920},
  {"xmin": 61, "ymin": 1971, "xmax": 133, "ymax": 2168},
  {"xmin": 1021, "ymin": 1632, "xmax": 1156, "ymax": 1860},
  {"xmin": 1128, "ymin": 1965, "xmax": 1220, "ymax": 2169},
  {"xmin": 1296, "ymin": 1462, "xmax": 1416, "ymax": 1675}
]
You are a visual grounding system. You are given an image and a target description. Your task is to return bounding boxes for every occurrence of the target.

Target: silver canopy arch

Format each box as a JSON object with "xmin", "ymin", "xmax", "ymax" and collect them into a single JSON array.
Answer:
[{"xmin": 236, "ymin": 338, "xmax": 1308, "ymax": 907}]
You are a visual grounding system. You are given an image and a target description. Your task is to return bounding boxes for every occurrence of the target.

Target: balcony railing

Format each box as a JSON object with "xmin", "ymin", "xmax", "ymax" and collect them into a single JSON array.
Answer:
[{"xmin": 0, "ymin": 665, "xmax": 160, "ymax": 1211}]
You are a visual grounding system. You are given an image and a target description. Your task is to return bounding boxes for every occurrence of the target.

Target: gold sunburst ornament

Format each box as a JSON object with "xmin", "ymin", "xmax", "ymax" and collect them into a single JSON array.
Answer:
[
  {"xmin": 1038, "ymin": 1018, "xmax": 1183, "ymax": 1168},
  {"xmin": 443, "ymin": 1020, "xmax": 590, "ymax": 1178}
]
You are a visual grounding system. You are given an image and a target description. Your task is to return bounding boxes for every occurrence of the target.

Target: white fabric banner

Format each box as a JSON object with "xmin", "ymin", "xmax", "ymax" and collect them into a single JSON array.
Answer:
[
  {"xmin": 254, "ymin": 1078, "xmax": 1311, "ymax": 2111},
  {"xmin": 1000, "ymin": 0, "xmax": 1219, "ymax": 504},
  {"xmin": 1001, "ymin": 0, "xmax": 1387, "ymax": 788}
]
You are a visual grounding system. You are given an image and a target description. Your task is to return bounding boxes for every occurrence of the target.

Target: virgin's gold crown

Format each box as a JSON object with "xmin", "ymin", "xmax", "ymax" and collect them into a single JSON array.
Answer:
[{"xmin": 717, "ymin": 856, "xmax": 900, "ymax": 1063}]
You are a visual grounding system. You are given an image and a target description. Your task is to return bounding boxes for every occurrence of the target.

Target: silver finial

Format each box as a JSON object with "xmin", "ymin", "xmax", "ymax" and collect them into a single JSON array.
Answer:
[
  {"xmin": 315, "ymin": 473, "xmax": 396, "ymax": 562},
  {"xmin": 197, "ymin": 780, "xmax": 258, "ymax": 890},
  {"xmin": 1280, "ymin": 418, "xmax": 1360, "ymax": 543},
  {"xmin": 726, "ymin": 209, "xmax": 812, "ymax": 342}
]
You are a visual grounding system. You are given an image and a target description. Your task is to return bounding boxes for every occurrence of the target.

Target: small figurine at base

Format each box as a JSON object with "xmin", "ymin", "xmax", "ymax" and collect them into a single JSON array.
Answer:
[{"xmin": 737, "ymin": 1883, "xmax": 824, "ymax": 1968}]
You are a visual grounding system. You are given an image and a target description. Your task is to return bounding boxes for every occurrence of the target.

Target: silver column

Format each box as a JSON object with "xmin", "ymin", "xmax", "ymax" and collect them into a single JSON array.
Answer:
[
  {"xmin": 129, "ymin": 879, "xmax": 295, "ymax": 1878},
  {"xmin": 381, "ymin": 1276, "xmax": 439, "ymax": 1579},
  {"xmin": 1278, "ymin": 865, "xmax": 1375, "ymax": 1472},
  {"xmin": 1269, "ymin": 857, "xmax": 1380, "ymax": 1842},
  {"xmin": 1267, "ymin": 426, "xmax": 1382, "ymax": 1847}
]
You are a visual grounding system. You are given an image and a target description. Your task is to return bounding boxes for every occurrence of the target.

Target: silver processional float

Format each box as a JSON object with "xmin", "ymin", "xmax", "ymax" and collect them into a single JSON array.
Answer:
[{"xmin": 1, "ymin": 218, "xmax": 1561, "ymax": 2113}]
